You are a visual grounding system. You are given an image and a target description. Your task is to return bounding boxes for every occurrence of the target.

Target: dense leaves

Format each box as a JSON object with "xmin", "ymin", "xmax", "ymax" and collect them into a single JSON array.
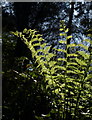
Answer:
[
  {"xmin": 12, "ymin": 21, "xmax": 92, "ymax": 120},
  {"xmin": 2, "ymin": 2, "xmax": 92, "ymax": 120}
]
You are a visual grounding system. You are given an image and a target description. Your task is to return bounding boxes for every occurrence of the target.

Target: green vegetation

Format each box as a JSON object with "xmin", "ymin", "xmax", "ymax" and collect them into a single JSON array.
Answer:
[{"xmin": 11, "ymin": 21, "xmax": 92, "ymax": 120}]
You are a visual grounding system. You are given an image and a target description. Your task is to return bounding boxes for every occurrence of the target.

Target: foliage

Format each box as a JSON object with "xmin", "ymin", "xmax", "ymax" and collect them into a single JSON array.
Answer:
[
  {"xmin": 2, "ymin": 2, "xmax": 92, "ymax": 58},
  {"xmin": 12, "ymin": 21, "xmax": 92, "ymax": 120},
  {"xmin": 2, "ymin": 32, "xmax": 51, "ymax": 120}
]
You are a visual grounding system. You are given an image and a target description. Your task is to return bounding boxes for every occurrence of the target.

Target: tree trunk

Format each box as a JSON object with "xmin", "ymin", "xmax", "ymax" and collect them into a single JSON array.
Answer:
[{"xmin": 67, "ymin": 2, "xmax": 75, "ymax": 45}]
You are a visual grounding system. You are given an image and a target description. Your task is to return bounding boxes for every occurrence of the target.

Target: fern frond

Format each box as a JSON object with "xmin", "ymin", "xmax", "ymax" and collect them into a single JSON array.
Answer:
[
  {"xmin": 57, "ymin": 58, "xmax": 66, "ymax": 62},
  {"xmin": 67, "ymin": 62, "xmax": 78, "ymax": 66},
  {"xmin": 31, "ymin": 38, "xmax": 38, "ymax": 43},
  {"xmin": 66, "ymin": 35, "xmax": 72, "ymax": 39},
  {"xmin": 40, "ymin": 43, "xmax": 47, "ymax": 48},
  {"xmin": 60, "ymin": 33, "xmax": 66, "ymax": 36},
  {"xmin": 67, "ymin": 44, "xmax": 76, "ymax": 48},
  {"xmin": 59, "ymin": 40, "xmax": 66, "ymax": 44},
  {"xmin": 52, "ymin": 65, "xmax": 66, "ymax": 71},
  {"xmin": 67, "ymin": 70, "xmax": 77, "ymax": 74},
  {"xmin": 75, "ymin": 58, "xmax": 87, "ymax": 66},
  {"xmin": 67, "ymin": 66, "xmax": 78, "ymax": 70},
  {"xmin": 77, "ymin": 51, "xmax": 90, "ymax": 59},
  {"xmin": 78, "ymin": 44, "xmax": 89, "ymax": 51},
  {"xmin": 83, "ymin": 39, "xmax": 90, "ymax": 43},
  {"xmin": 65, "ymin": 28, "xmax": 69, "ymax": 33},
  {"xmin": 46, "ymin": 53, "xmax": 55, "ymax": 61},
  {"xmin": 48, "ymin": 61, "xmax": 57, "ymax": 67},
  {"xmin": 89, "ymin": 66, "xmax": 92, "ymax": 71},
  {"xmin": 67, "ymin": 53, "xmax": 78, "ymax": 57},
  {"xmin": 55, "ymin": 48, "xmax": 66, "ymax": 53},
  {"xmin": 12, "ymin": 23, "xmax": 92, "ymax": 120},
  {"xmin": 85, "ymin": 74, "xmax": 92, "ymax": 80},
  {"xmin": 43, "ymin": 46, "xmax": 51, "ymax": 54},
  {"xmin": 32, "ymin": 43, "xmax": 41, "ymax": 47}
]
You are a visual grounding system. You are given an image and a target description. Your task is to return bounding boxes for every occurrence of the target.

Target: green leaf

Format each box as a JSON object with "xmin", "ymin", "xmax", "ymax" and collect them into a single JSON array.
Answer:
[
  {"xmin": 67, "ymin": 62, "xmax": 78, "ymax": 66},
  {"xmin": 60, "ymin": 33, "xmax": 66, "ymax": 36},
  {"xmin": 85, "ymin": 74, "xmax": 92, "ymax": 80},
  {"xmin": 45, "ymin": 75, "xmax": 51, "ymax": 81},
  {"xmin": 33, "ymin": 43, "xmax": 41, "ymax": 47},
  {"xmin": 36, "ymin": 49, "xmax": 43, "ymax": 53},
  {"xmin": 66, "ymin": 78, "xmax": 75, "ymax": 82},
  {"xmin": 89, "ymin": 67, "xmax": 92, "ymax": 71},
  {"xmin": 67, "ymin": 70, "xmax": 77, "ymax": 74},
  {"xmin": 36, "ymin": 55, "xmax": 45, "ymax": 61},
  {"xmin": 53, "ymin": 65, "xmax": 66, "ymax": 71},
  {"xmin": 57, "ymin": 58, "xmax": 66, "ymax": 62},
  {"xmin": 39, "ymin": 37, "xmax": 44, "ymax": 42},
  {"xmin": 79, "ymin": 106, "xmax": 84, "ymax": 109},
  {"xmin": 83, "ymin": 39, "xmax": 90, "ymax": 43},
  {"xmin": 50, "ymin": 68, "xmax": 56, "ymax": 74},
  {"xmin": 67, "ymin": 66, "xmax": 78, "ymax": 70},
  {"xmin": 70, "ymin": 91, "xmax": 74, "ymax": 95},
  {"xmin": 75, "ymin": 58, "xmax": 87, "ymax": 66},
  {"xmin": 46, "ymin": 53, "xmax": 55, "ymax": 61},
  {"xmin": 88, "ymin": 34, "xmax": 92, "ymax": 38},
  {"xmin": 41, "ymin": 66, "xmax": 50, "ymax": 74},
  {"xmin": 54, "ymin": 88, "xmax": 60, "ymax": 94},
  {"xmin": 78, "ymin": 44, "xmax": 88, "ymax": 50},
  {"xmin": 41, "ymin": 43, "xmax": 47, "ymax": 48},
  {"xmin": 74, "ymin": 69, "xmax": 84, "ymax": 74},
  {"xmin": 49, "ymin": 61, "xmax": 57, "ymax": 67},
  {"xmin": 60, "ymin": 83, "xmax": 65, "ymax": 88},
  {"xmin": 65, "ymin": 28, "xmax": 69, "ymax": 33},
  {"xmin": 59, "ymin": 28, "xmax": 64, "ymax": 31},
  {"xmin": 23, "ymin": 28, "xmax": 27, "ymax": 33},
  {"xmin": 59, "ymin": 40, "xmax": 66, "ymax": 44},
  {"xmin": 11, "ymin": 31, "xmax": 19, "ymax": 37},
  {"xmin": 31, "ymin": 38, "xmax": 38, "ymax": 43},
  {"xmin": 67, "ymin": 44, "xmax": 76, "ymax": 48},
  {"xmin": 48, "ymin": 79, "xmax": 53, "ymax": 85},
  {"xmin": 66, "ymin": 35, "xmax": 72, "ymax": 39},
  {"xmin": 77, "ymin": 51, "xmax": 90, "ymax": 59},
  {"xmin": 44, "ymin": 46, "xmax": 51, "ymax": 54},
  {"xmin": 55, "ymin": 48, "xmax": 66, "ymax": 53},
  {"xmin": 67, "ymin": 53, "xmax": 78, "ymax": 57},
  {"xmin": 35, "ymin": 34, "xmax": 42, "ymax": 38}
]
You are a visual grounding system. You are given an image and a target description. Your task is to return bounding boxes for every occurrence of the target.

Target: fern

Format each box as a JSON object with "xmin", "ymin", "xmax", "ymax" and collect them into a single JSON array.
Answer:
[{"xmin": 12, "ymin": 21, "xmax": 92, "ymax": 120}]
